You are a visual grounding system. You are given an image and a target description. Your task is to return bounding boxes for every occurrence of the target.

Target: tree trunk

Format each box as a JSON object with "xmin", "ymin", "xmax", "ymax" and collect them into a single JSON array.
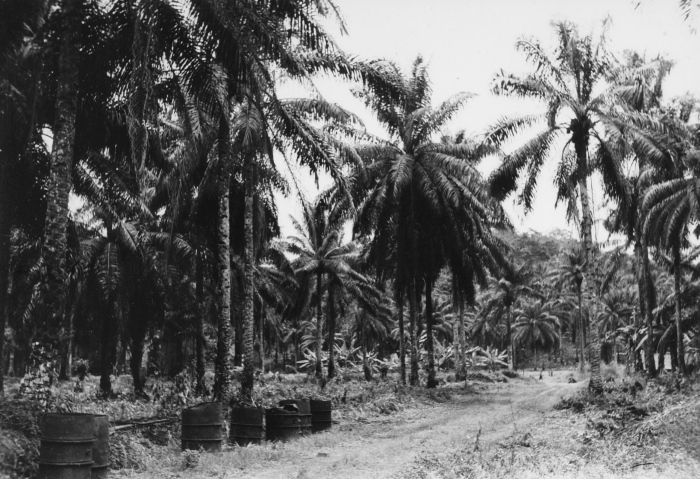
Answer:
[
  {"xmin": 327, "ymin": 283, "xmax": 336, "ymax": 378},
  {"xmin": 213, "ymin": 117, "xmax": 232, "ymax": 402},
  {"xmin": 362, "ymin": 313, "xmax": 371, "ymax": 381},
  {"xmin": 507, "ymin": 305, "xmax": 514, "ymax": 370},
  {"xmin": 458, "ymin": 304, "xmax": 467, "ymax": 379},
  {"xmin": 41, "ymin": 0, "xmax": 82, "ymax": 351},
  {"xmin": 408, "ymin": 281, "xmax": 419, "ymax": 386},
  {"xmin": 577, "ymin": 171, "xmax": 602, "ymax": 394},
  {"xmin": 195, "ymin": 248, "xmax": 206, "ymax": 395},
  {"xmin": 240, "ymin": 151, "xmax": 255, "ymax": 403},
  {"xmin": 673, "ymin": 242, "xmax": 686, "ymax": 375},
  {"xmin": 425, "ymin": 278, "xmax": 436, "ymax": 388},
  {"xmin": 129, "ymin": 332, "xmax": 145, "ymax": 393},
  {"xmin": 452, "ymin": 307, "xmax": 460, "ymax": 374},
  {"xmin": 0, "ymin": 176, "xmax": 9, "ymax": 394},
  {"xmin": 641, "ymin": 237, "xmax": 656, "ymax": 377},
  {"xmin": 99, "ymin": 315, "xmax": 113, "ymax": 395},
  {"xmin": 314, "ymin": 268, "xmax": 324, "ymax": 378},
  {"xmin": 397, "ymin": 292, "xmax": 406, "ymax": 385},
  {"xmin": 578, "ymin": 289, "xmax": 585, "ymax": 371}
]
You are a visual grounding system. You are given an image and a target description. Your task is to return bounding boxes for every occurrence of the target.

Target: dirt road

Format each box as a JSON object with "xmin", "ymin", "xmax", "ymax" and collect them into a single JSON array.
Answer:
[{"xmin": 240, "ymin": 372, "xmax": 580, "ymax": 479}]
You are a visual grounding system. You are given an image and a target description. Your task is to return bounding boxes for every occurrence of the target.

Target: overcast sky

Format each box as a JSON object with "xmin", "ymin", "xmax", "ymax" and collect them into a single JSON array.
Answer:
[{"xmin": 274, "ymin": 0, "xmax": 700, "ymax": 243}]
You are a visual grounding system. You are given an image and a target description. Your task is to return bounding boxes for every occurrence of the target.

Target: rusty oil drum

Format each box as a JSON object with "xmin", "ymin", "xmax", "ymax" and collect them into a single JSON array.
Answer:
[
  {"xmin": 310, "ymin": 400, "xmax": 332, "ymax": 433},
  {"xmin": 91, "ymin": 414, "xmax": 109, "ymax": 478},
  {"xmin": 279, "ymin": 399, "xmax": 312, "ymax": 436},
  {"xmin": 181, "ymin": 402, "xmax": 223, "ymax": 452},
  {"xmin": 265, "ymin": 407, "xmax": 300, "ymax": 442},
  {"xmin": 230, "ymin": 407, "xmax": 264, "ymax": 446},
  {"xmin": 38, "ymin": 413, "xmax": 94, "ymax": 479}
]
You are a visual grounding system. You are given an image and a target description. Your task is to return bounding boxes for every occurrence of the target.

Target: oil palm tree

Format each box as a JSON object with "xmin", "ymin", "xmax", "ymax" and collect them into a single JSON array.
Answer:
[
  {"xmin": 513, "ymin": 300, "xmax": 560, "ymax": 366},
  {"xmin": 485, "ymin": 21, "xmax": 668, "ymax": 393},
  {"xmin": 281, "ymin": 200, "xmax": 369, "ymax": 378},
  {"xmin": 552, "ymin": 248, "xmax": 587, "ymax": 369},
  {"xmin": 352, "ymin": 56, "xmax": 509, "ymax": 387}
]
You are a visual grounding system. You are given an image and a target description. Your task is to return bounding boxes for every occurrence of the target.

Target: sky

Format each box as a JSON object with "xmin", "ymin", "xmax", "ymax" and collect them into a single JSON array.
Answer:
[{"xmin": 274, "ymin": 0, "xmax": 700, "ymax": 243}]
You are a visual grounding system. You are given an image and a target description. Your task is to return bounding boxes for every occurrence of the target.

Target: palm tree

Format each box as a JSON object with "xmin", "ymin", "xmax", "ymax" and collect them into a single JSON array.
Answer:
[
  {"xmin": 39, "ymin": 0, "xmax": 83, "ymax": 344},
  {"xmin": 485, "ymin": 21, "xmax": 667, "ymax": 393},
  {"xmin": 281, "ymin": 200, "xmax": 370, "ymax": 378},
  {"xmin": 513, "ymin": 300, "xmax": 560, "ymax": 366},
  {"xmin": 640, "ymin": 97, "xmax": 698, "ymax": 375},
  {"xmin": 479, "ymin": 265, "xmax": 539, "ymax": 370},
  {"xmin": 553, "ymin": 248, "xmax": 587, "ymax": 369},
  {"xmin": 352, "ymin": 56, "xmax": 509, "ymax": 387}
]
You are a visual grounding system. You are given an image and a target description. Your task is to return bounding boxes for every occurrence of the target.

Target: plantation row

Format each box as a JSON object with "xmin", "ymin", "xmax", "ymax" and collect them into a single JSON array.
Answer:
[{"xmin": 1, "ymin": 0, "xmax": 699, "ymax": 409}]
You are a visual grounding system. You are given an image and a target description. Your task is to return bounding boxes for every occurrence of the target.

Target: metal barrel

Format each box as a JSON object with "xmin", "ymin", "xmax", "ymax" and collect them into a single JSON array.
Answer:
[
  {"xmin": 279, "ymin": 399, "xmax": 312, "ymax": 436},
  {"xmin": 230, "ymin": 407, "xmax": 264, "ymax": 446},
  {"xmin": 38, "ymin": 413, "xmax": 94, "ymax": 479},
  {"xmin": 265, "ymin": 407, "xmax": 300, "ymax": 442},
  {"xmin": 310, "ymin": 400, "xmax": 332, "ymax": 433},
  {"xmin": 181, "ymin": 402, "xmax": 223, "ymax": 452},
  {"xmin": 91, "ymin": 415, "xmax": 109, "ymax": 478}
]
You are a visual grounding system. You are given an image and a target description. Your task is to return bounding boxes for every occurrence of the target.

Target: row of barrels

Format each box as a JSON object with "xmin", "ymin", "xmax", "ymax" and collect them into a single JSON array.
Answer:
[
  {"xmin": 183, "ymin": 399, "xmax": 332, "ymax": 450},
  {"xmin": 38, "ymin": 413, "xmax": 109, "ymax": 479},
  {"xmin": 37, "ymin": 400, "xmax": 332, "ymax": 477}
]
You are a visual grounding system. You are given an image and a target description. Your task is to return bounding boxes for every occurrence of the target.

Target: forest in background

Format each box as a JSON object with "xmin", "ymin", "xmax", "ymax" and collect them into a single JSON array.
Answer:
[{"xmin": 1, "ymin": 0, "xmax": 700, "ymax": 414}]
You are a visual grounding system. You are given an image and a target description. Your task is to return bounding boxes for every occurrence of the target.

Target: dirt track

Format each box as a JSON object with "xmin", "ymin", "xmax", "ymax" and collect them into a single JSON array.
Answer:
[{"xmin": 241, "ymin": 371, "xmax": 580, "ymax": 479}]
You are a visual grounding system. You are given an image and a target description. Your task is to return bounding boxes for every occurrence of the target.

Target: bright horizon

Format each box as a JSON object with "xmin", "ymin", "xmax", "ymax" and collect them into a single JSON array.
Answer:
[{"xmin": 273, "ymin": 0, "xmax": 700, "ymax": 244}]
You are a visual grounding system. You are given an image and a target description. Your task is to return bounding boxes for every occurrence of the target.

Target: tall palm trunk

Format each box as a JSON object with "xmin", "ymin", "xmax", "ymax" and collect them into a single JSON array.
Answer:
[
  {"xmin": 195, "ymin": 249, "xmax": 205, "ymax": 394},
  {"xmin": 458, "ymin": 304, "xmax": 467, "ymax": 379},
  {"xmin": 425, "ymin": 278, "xmax": 437, "ymax": 388},
  {"xmin": 408, "ymin": 281, "xmax": 419, "ymax": 386},
  {"xmin": 577, "ymin": 288, "xmax": 585, "ymax": 371},
  {"xmin": 213, "ymin": 118, "xmax": 231, "ymax": 401},
  {"xmin": 41, "ymin": 0, "xmax": 81, "ymax": 344},
  {"xmin": 507, "ymin": 305, "xmax": 514, "ymax": 370},
  {"xmin": 240, "ymin": 152, "xmax": 255, "ymax": 402},
  {"xmin": 641, "ymin": 237, "xmax": 656, "ymax": 377},
  {"xmin": 673, "ymin": 242, "xmax": 686, "ymax": 375},
  {"xmin": 576, "ymin": 163, "xmax": 602, "ymax": 394},
  {"xmin": 327, "ymin": 283, "xmax": 336, "ymax": 378},
  {"xmin": 314, "ymin": 268, "xmax": 323, "ymax": 378},
  {"xmin": 0, "ymin": 164, "xmax": 10, "ymax": 395},
  {"xmin": 397, "ymin": 292, "xmax": 406, "ymax": 385},
  {"xmin": 361, "ymin": 312, "xmax": 371, "ymax": 381},
  {"xmin": 452, "ymin": 306, "xmax": 460, "ymax": 376}
]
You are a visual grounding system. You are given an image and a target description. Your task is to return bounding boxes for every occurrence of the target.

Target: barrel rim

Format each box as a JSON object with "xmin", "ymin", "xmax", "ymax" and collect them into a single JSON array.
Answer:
[
  {"xmin": 38, "ymin": 461, "xmax": 93, "ymax": 466},
  {"xmin": 181, "ymin": 423, "xmax": 224, "ymax": 426},
  {"xmin": 183, "ymin": 401, "xmax": 223, "ymax": 412},
  {"xmin": 40, "ymin": 438, "xmax": 94, "ymax": 443}
]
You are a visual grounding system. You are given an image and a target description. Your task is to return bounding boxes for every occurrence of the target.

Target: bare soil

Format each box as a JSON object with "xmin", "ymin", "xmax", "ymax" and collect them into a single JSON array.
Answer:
[{"xmin": 236, "ymin": 371, "xmax": 577, "ymax": 479}]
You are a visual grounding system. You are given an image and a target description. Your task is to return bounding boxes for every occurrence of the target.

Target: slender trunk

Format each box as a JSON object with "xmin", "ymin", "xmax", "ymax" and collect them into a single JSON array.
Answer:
[
  {"xmin": 99, "ymin": 315, "xmax": 113, "ymax": 395},
  {"xmin": 398, "ymin": 292, "xmax": 406, "ymax": 385},
  {"xmin": 260, "ymin": 307, "xmax": 265, "ymax": 372},
  {"xmin": 452, "ymin": 306, "xmax": 460, "ymax": 374},
  {"xmin": 362, "ymin": 313, "xmax": 371, "ymax": 381},
  {"xmin": 642, "ymin": 238, "xmax": 656, "ymax": 377},
  {"xmin": 507, "ymin": 305, "xmax": 514, "ymax": 370},
  {"xmin": 425, "ymin": 278, "xmax": 436, "ymax": 388},
  {"xmin": 577, "ymin": 171, "xmax": 602, "ymax": 393},
  {"xmin": 672, "ymin": 243, "xmax": 686, "ymax": 375},
  {"xmin": 578, "ymin": 289, "xmax": 585, "ymax": 371},
  {"xmin": 41, "ymin": 0, "xmax": 82, "ymax": 351},
  {"xmin": 458, "ymin": 304, "xmax": 467, "ymax": 378},
  {"xmin": 408, "ymin": 281, "xmax": 419, "ymax": 386},
  {"xmin": 314, "ymin": 268, "xmax": 323, "ymax": 378},
  {"xmin": 130, "ymin": 334, "xmax": 145, "ymax": 393},
  {"xmin": 0, "ymin": 189, "xmax": 9, "ymax": 393},
  {"xmin": 195, "ymin": 249, "xmax": 205, "ymax": 394},
  {"xmin": 213, "ymin": 117, "xmax": 232, "ymax": 401},
  {"xmin": 240, "ymin": 151, "xmax": 255, "ymax": 403},
  {"xmin": 327, "ymin": 284, "xmax": 336, "ymax": 378}
]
